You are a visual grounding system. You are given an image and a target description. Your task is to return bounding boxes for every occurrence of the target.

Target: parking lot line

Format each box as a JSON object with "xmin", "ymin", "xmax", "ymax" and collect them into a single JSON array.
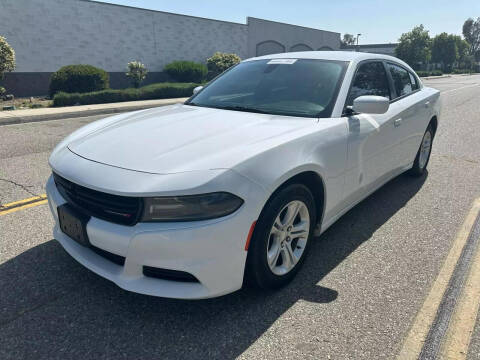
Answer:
[
  {"xmin": 0, "ymin": 194, "xmax": 48, "ymax": 216},
  {"xmin": 441, "ymin": 228, "xmax": 480, "ymax": 359},
  {"xmin": 442, "ymin": 84, "xmax": 480, "ymax": 94},
  {"xmin": 397, "ymin": 198, "xmax": 480, "ymax": 359}
]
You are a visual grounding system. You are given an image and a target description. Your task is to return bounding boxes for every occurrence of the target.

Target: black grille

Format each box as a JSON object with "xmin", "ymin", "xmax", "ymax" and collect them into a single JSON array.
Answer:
[
  {"xmin": 53, "ymin": 173, "xmax": 142, "ymax": 226},
  {"xmin": 91, "ymin": 245, "xmax": 126, "ymax": 266},
  {"xmin": 143, "ymin": 266, "xmax": 199, "ymax": 283}
]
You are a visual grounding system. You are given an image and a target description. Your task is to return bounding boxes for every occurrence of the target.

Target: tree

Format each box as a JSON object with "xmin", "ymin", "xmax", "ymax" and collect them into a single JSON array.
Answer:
[
  {"xmin": 341, "ymin": 34, "xmax": 356, "ymax": 46},
  {"xmin": 395, "ymin": 25, "xmax": 431, "ymax": 70},
  {"xmin": 431, "ymin": 33, "xmax": 458, "ymax": 72},
  {"xmin": 126, "ymin": 61, "xmax": 148, "ymax": 88},
  {"xmin": 453, "ymin": 35, "xmax": 471, "ymax": 68},
  {"xmin": 462, "ymin": 18, "xmax": 480, "ymax": 60},
  {"xmin": 206, "ymin": 52, "xmax": 241, "ymax": 79},
  {"xmin": 0, "ymin": 36, "xmax": 15, "ymax": 79}
]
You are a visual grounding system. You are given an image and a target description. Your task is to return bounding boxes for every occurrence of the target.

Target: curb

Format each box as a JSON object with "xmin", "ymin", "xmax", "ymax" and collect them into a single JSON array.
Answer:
[{"xmin": 0, "ymin": 98, "xmax": 187, "ymax": 126}]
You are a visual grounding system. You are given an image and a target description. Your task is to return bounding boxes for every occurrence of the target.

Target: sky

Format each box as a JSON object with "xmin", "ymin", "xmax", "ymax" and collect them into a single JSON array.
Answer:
[{"xmin": 94, "ymin": 0, "xmax": 480, "ymax": 44}]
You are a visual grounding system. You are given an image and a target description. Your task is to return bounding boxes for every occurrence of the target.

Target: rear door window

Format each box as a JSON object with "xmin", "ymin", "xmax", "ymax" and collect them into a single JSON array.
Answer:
[{"xmin": 388, "ymin": 63, "xmax": 414, "ymax": 98}]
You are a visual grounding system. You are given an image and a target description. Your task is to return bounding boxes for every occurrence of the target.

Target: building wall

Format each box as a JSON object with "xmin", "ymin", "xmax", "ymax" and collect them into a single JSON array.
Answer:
[
  {"xmin": 0, "ymin": 0, "xmax": 340, "ymax": 96},
  {"xmin": 0, "ymin": 0, "xmax": 248, "ymax": 73},
  {"xmin": 247, "ymin": 17, "xmax": 340, "ymax": 57},
  {"xmin": 340, "ymin": 44, "xmax": 398, "ymax": 56}
]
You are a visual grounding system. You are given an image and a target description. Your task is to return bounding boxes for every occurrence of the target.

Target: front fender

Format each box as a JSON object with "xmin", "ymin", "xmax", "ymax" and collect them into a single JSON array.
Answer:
[{"xmin": 233, "ymin": 117, "xmax": 349, "ymax": 227}]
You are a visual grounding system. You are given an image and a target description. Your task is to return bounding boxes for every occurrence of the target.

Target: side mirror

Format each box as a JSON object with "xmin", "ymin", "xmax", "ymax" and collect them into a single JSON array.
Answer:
[
  {"xmin": 352, "ymin": 95, "xmax": 390, "ymax": 114},
  {"xmin": 193, "ymin": 86, "xmax": 204, "ymax": 95}
]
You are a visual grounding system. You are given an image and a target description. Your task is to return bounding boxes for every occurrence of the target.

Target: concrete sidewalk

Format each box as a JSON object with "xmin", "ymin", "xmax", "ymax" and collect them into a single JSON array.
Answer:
[{"xmin": 0, "ymin": 97, "xmax": 188, "ymax": 126}]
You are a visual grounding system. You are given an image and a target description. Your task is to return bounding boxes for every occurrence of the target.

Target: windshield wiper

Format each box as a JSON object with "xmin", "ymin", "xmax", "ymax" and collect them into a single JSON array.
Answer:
[
  {"xmin": 213, "ymin": 105, "xmax": 270, "ymax": 114},
  {"xmin": 186, "ymin": 103, "xmax": 314, "ymax": 117}
]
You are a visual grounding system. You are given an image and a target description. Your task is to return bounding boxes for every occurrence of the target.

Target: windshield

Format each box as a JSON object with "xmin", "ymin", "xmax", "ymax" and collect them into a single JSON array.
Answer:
[{"xmin": 186, "ymin": 59, "xmax": 348, "ymax": 118}]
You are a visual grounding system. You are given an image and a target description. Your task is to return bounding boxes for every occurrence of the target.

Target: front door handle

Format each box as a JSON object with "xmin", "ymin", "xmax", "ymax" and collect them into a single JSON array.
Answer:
[{"xmin": 394, "ymin": 118, "xmax": 402, "ymax": 127}]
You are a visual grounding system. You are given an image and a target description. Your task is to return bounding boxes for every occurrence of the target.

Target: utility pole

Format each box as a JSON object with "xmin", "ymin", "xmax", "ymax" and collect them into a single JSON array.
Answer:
[{"xmin": 356, "ymin": 33, "xmax": 362, "ymax": 52}]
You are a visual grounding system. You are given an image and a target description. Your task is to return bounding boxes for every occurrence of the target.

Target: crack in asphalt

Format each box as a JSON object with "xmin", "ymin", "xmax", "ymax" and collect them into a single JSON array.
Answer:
[
  {"xmin": 452, "ymin": 94, "xmax": 480, "ymax": 109},
  {"xmin": 0, "ymin": 178, "xmax": 38, "ymax": 205},
  {"xmin": 0, "ymin": 294, "xmax": 64, "ymax": 328},
  {"xmin": 0, "ymin": 278, "xmax": 103, "ymax": 329},
  {"xmin": 436, "ymin": 154, "xmax": 479, "ymax": 165}
]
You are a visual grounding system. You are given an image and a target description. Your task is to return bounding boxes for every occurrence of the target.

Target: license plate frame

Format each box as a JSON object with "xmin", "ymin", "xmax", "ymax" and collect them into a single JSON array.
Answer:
[{"xmin": 57, "ymin": 204, "xmax": 91, "ymax": 247}]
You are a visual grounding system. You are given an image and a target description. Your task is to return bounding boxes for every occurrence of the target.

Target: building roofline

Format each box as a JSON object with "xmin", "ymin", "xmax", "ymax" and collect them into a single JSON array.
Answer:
[
  {"xmin": 78, "ymin": 0, "xmax": 247, "ymax": 26},
  {"xmin": 341, "ymin": 43, "xmax": 398, "ymax": 49},
  {"xmin": 247, "ymin": 17, "xmax": 340, "ymax": 35}
]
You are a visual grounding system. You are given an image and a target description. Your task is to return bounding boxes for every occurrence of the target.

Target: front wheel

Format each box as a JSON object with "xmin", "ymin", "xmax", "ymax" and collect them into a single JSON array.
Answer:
[
  {"xmin": 409, "ymin": 125, "xmax": 433, "ymax": 177},
  {"xmin": 245, "ymin": 184, "xmax": 316, "ymax": 289}
]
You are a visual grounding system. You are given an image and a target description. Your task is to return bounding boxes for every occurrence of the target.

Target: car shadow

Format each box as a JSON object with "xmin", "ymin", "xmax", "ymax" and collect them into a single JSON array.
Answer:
[{"xmin": 0, "ymin": 172, "xmax": 427, "ymax": 360}]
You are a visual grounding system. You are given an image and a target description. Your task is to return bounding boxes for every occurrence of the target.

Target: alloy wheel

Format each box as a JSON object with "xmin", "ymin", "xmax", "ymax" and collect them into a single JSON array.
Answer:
[
  {"xmin": 419, "ymin": 130, "xmax": 432, "ymax": 169},
  {"xmin": 266, "ymin": 200, "xmax": 310, "ymax": 276}
]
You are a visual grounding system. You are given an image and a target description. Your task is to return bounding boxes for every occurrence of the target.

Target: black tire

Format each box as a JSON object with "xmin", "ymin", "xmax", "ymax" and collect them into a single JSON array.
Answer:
[
  {"xmin": 245, "ymin": 183, "xmax": 317, "ymax": 290},
  {"xmin": 408, "ymin": 125, "xmax": 433, "ymax": 177}
]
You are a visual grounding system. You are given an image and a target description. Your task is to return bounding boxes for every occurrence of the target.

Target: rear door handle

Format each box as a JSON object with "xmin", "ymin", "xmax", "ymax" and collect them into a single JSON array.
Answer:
[
  {"xmin": 425, "ymin": 101, "xmax": 430, "ymax": 108},
  {"xmin": 394, "ymin": 118, "xmax": 402, "ymax": 127}
]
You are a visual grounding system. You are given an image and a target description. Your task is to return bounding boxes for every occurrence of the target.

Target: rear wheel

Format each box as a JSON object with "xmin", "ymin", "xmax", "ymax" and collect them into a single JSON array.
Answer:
[
  {"xmin": 409, "ymin": 125, "xmax": 433, "ymax": 177},
  {"xmin": 245, "ymin": 184, "xmax": 316, "ymax": 289}
]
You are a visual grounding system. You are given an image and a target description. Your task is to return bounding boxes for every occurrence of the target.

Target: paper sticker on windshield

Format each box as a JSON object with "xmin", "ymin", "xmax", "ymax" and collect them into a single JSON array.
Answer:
[{"xmin": 267, "ymin": 59, "xmax": 297, "ymax": 65}]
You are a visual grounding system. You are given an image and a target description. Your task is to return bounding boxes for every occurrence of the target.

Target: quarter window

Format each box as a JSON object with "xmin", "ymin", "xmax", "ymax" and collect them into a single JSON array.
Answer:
[
  {"xmin": 346, "ymin": 62, "xmax": 391, "ymax": 106},
  {"xmin": 409, "ymin": 72, "xmax": 419, "ymax": 91},
  {"xmin": 388, "ymin": 63, "xmax": 414, "ymax": 98}
]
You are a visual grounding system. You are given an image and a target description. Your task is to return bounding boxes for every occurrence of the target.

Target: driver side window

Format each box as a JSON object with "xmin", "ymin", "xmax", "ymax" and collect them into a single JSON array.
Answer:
[{"xmin": 346, "ymin": 62, "xmax": 391, "ymax": 107}]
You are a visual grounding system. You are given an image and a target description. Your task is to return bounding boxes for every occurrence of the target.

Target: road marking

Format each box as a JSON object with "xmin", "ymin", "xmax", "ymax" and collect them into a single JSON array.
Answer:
[
  {"xmin": 397, "ymin": 198, "xmax": 480, "ymax": 359},
  {"xmin": 442, "ymin": 84, "xmax": 480, "ymax": 94},
  {"xmin": 0, "ymin": 194, "xmax": 48, "ymax": 216},
  {"xmin": 441, "ymin": 229, "xmax": 480, "ymax": 359}
]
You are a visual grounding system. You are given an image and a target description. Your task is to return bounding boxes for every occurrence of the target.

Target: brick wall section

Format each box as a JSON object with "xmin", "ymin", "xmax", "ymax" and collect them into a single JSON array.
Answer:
[{"xmin": 247, "ymin": 17, "xmax": 340, "ymax": 56}]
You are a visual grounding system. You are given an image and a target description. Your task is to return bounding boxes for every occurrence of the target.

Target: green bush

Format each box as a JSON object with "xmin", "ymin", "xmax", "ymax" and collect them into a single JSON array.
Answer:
[
  {"xmin": 53, "ymin": 82, "xmax": 198, "ymax": 107},
  {"xmin": 126, "ymin": 61, "xmax": 148, "ymax": 88},
  {"xmin": 206, "ymin": 52, "xmax": 241, "ymax": 80},
  {"xmin": 416, "ymin": 70, "xmax": 444, "ymax": 77},
  {"xmin": 49, "ymin": 64, "xmax": 109, "ymax": 97},
  {"xmin": 452, "ymin": 68, "xmax": 472, "ymax": 74},
  {"xmin": 164, "ymin": 61, "xmax": 207, "ymax": 83},
  {"xmin": 0, "ymin": 36, "xmax": 16, "ymax": 78}
]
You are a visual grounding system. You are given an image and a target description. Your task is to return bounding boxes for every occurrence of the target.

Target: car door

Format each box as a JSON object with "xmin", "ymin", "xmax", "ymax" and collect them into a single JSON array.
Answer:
[
  {"xmin": 341, "ymin": 60, "xmax": 405, "ymax": 208},
  {"xmin": 385, "ymin": 62, "xmax": 426, "ymax": 167}
]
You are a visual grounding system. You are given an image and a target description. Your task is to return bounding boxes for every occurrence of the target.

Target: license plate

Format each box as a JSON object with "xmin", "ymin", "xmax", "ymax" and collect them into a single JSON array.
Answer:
[{"xmin": 58, "ymin": 204, "xmax": 90, "ymax": 247}]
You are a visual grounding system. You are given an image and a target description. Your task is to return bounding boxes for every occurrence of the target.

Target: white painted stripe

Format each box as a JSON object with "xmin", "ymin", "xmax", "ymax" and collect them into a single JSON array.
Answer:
[{"xmin": 442, "ymin": 84, "xmax": 480, "ymax": 94}]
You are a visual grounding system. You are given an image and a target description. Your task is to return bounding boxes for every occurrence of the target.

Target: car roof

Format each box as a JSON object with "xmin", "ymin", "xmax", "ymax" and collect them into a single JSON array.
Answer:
[{"xmin": 244, "ymin": 51, "xmax": 411, "ymax": 69}]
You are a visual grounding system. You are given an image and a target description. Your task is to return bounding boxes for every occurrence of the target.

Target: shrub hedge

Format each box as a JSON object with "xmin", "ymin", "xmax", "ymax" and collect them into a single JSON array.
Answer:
[
  {"xmin": 164, "ymin": 61, "xmax": 207, "ymax": 83},
  {"xmin": 452, "ymin": 69, "xmax": 473, "ymax": 74},
  {"xmin": 49, "ymin": 64, "xmax": 109, "ymax": 97},
  {"xmin": 52, "ymin": 82, "xmax": 198, "ymax": 107},
  {"xmin": 416, "ymin": 70, "xmax": 444, "ymax": 77}
]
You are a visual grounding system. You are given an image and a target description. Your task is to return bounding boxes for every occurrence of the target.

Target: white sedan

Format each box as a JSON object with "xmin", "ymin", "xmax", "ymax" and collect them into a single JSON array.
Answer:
[{"xmin": 47, "ymin": 52, "xmax": 441, "ymax": 299}]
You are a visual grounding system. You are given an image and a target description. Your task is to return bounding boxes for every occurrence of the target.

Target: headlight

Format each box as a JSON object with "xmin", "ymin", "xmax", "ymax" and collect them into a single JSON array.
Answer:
[{"xmin": 141, "ymin": 192, "xmax": 244, "ymax": 222}]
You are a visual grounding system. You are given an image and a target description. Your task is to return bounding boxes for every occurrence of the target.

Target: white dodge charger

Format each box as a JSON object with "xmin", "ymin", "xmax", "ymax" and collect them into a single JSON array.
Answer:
[{"xmin": 47, "ymin": 52, "xmax": 441, "ymax": 299}]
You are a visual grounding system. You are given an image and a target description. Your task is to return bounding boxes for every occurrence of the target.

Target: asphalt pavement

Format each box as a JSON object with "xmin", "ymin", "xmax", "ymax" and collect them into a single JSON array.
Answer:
[{"xmin": 1, "ymin": 75, "xmax": 480, "ymax": 359}]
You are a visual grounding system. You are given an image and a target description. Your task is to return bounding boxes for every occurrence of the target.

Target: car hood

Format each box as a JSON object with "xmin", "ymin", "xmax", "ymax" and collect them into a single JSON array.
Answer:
[{"xmin": 67, "ymin": 104, "xmax": 315, "ymax": 174}]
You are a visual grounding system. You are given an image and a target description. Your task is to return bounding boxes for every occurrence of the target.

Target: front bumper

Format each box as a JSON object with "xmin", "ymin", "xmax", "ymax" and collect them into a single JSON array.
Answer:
[{"xmin": 46, "ymin": 175, "xmax": 260, "ymax": 299}]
